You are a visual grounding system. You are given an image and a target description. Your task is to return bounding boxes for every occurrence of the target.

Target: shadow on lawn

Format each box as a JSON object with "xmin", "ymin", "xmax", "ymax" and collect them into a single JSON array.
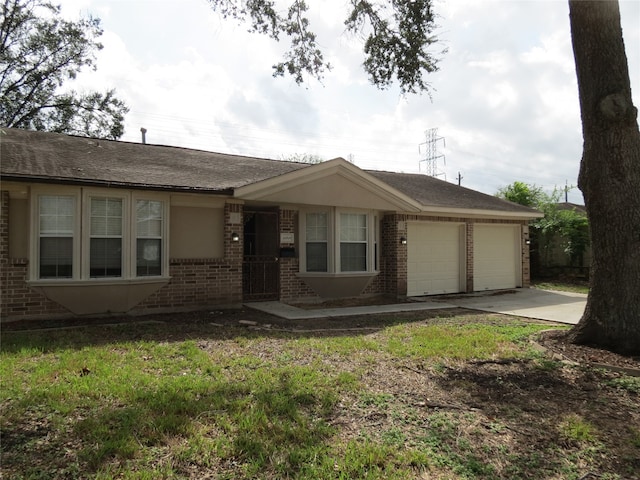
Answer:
[
  {"xmin": 1, "ymin": 366, "xmax": 337, "ymax": 478},
  {"xmin": 0, "ymin": 307, "xmax": 487, "ymax": 354},
  {"xmin": 429, "ymin": 360, "xmax": 640, "ymax": 478}
]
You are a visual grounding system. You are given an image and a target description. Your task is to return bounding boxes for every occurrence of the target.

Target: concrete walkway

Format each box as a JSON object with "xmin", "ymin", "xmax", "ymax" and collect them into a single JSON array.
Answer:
[
  {"xmin": 245, "ymin": 288, "xmax": 587, "ymax": 325},
  {"xmin": 245, "ymin": 299, "xmax": 453, "ymax": 320}
]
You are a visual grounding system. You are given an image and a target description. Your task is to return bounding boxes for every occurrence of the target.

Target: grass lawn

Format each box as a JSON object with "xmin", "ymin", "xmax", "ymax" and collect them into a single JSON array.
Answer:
[
  {"xmin": 532, "ymin": 280, "xmax": 590, "ymax": 295},
  {"xmin": 1, "ymin": 312, "xmax": 639, "ymax": 479}
]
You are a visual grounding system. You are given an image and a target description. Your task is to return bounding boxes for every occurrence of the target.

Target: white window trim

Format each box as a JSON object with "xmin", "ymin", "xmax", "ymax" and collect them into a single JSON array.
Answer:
[
  {"xmin": 300, "ymin": 207, "xmax": 379, "ymax": 274},
  {"xmin": 337, "ymin": 211, "xmax": 369, "ymax": 273},
  {"xmin": 132, "ymin": 193, "xmax": 170, "ymax": 279},
  {"xmin": 82, "ymin": 189, "xmax": 129, "ymax": 280},
  {"xmin": 30, "ymin": 186, "xmax": 169, "ymax": 283}
]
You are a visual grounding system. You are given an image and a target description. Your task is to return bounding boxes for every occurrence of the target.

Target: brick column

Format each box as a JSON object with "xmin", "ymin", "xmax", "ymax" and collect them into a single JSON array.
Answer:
[
  {"xmin": 0, "ymin": 191, "xmax": 9, "ymax": 318},
  {"xmin": 381, "ymin": 213, "xmax": 407, "ymax": 297},
  {"xmin": 522, "ymin": 223, "xmax": 531, "ymax": 287},
  {"xmin": 466, "ymin": 221, "xmax": 474, "ymax": 292},
  {"xmin": 224, "ymin": 202, "xmax": 243, "ymax": 303}
]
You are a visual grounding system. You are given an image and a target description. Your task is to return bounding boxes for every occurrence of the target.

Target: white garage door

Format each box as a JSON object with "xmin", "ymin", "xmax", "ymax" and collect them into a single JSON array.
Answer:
[
  {"xmin": 474, "ymin": 224, "xmax": 520, "ymax": 291},
  {"xmin": 407, "ymin": 222, "xmax": 463, "ymax": 296}
]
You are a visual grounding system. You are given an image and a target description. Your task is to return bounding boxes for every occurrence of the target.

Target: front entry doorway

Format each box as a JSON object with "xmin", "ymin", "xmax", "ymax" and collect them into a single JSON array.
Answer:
[{"xmin": 242, "ymin": 208, "xmax": 280, "ymax": 301}]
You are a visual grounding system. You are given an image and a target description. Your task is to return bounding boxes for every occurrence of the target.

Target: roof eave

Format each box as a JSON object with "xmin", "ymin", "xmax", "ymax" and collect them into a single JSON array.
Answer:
[
  {"xmin": 0, "ymin": 174, "xmax": 234, "ymax": 195},
  {"xmin": 418, "ymin": 204, "xmax": 543, "ymax": 220}
]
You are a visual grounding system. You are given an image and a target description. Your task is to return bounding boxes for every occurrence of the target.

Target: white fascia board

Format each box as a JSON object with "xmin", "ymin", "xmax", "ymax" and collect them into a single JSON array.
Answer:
[{"xmin": 417, "ymin": 205, "xmax": 544, "ymax": 220}]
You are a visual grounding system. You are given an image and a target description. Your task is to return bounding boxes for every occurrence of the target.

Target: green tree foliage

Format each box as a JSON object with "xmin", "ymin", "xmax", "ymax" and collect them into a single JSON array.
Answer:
[
  {"xmin": 206, "ymin": 0, "xmax": 442, "ymax": 94},
  {"xmin": 497, "ymin": 182, "xmax": 590, "ymax": 270},
  {"xmin": 496, "ymin": 181, "xmax": 546, "ymax": 208},
  {"xmin": 0, "ymin": 0, "xmax": 128, "ymax": 139},
  {"xmin": 280, "ymin": 152, "xmax": 324, "ymax": 164}
]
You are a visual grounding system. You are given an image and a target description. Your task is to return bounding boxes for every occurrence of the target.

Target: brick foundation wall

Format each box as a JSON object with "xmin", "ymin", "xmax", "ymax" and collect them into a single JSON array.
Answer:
[{"xmin": 134, "ymin": 258, "xmax": 242, "ymax": 313}]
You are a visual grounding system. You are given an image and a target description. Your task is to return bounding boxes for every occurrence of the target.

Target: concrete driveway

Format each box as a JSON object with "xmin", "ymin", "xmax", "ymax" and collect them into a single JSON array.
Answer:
[
  {"xmin": 439, "ymin": 288, "xmax": 587, "ymax": 325},
  {"xmin": 247, "ymin": 288, "xmax": 587, "ymax": 325}
]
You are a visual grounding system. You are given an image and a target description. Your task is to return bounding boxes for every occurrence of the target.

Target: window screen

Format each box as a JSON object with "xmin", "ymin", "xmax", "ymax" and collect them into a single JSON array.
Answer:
[
  {"xmin": 340, "ymin": 213, "xmax": 367, "ymax": 272},
  {"xmin": 136, "ymin": 200, "xmax": 163, "ymax": 276},
  {"xmin": 39, "ymin": 195, "xmax": 74, "ymax": 278},
  {"xmin": 306, "ymin": 212, "xmax": 328, "ymax": 272},
  {"xmin": 90, "ymin": 197, "xmax": 123, "ymax": 277}
]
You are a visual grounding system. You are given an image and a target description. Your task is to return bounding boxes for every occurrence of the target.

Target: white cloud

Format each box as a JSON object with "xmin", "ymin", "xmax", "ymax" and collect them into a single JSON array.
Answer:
[{"xmin": 56, "ymin": 0, "xmax": 639, "ymax": 205}]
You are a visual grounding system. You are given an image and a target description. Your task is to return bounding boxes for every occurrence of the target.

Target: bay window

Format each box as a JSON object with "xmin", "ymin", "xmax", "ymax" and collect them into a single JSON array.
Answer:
[{"xmin": 32, "ymin": 188, "xmax": 167, "ymax": 281}]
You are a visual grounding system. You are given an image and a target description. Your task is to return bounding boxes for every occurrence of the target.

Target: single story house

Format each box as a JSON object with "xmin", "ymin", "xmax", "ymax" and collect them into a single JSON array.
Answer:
[{"xmin": 0, "ymin": 128, "xmax": 541, "ymax": 321}]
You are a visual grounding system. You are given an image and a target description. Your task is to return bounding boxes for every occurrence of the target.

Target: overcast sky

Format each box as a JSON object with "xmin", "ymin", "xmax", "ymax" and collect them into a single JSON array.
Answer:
[{"xmin": 62, "ymin": 0, "xmax": 640, "ymax": 204}]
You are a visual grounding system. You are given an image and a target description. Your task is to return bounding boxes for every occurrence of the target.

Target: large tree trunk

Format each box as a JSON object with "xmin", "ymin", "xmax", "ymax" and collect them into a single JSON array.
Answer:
[{"xmin": 567, "ymin": 0, "xmax": 640, "ymax": 355}]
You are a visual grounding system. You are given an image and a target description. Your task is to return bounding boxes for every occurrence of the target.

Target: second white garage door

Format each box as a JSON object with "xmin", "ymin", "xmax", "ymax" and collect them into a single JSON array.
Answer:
[
  {"xmin": 473, "ymin": 224, "xmax": 520, "ymax": 291},
  {"xmin": 407, "ymin": 222, "xmax": 464, "ymax": 296}
]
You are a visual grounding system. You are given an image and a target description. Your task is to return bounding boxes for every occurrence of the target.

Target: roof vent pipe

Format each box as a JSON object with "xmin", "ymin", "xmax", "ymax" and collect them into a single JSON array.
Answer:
[{"xmin": 140, "ymin": 127, "xmax": 147, "ymax": 144}]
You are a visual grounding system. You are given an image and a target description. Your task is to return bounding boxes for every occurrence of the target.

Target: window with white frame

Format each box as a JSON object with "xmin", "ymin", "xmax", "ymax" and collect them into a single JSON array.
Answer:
[
  {"xmin": 302, "ymin": 209, "xmax": 378, "ymax": 274},
  {"xmin": 90, "ymin": 197, "xmax": 123, "ymax": 278},
  {"xmin": 340, "ymin": 213, "xmax": 367, "ymax": 272},
  {"xmin": 305, "ymin": 212, "xmax": 328, "ymax": 272},
  {"xmin": 136, "ymin": 199, "xmax": 163, "ymax": 276},
  {"xmin": 33, "ymin": 189, "xmax": 167, "ymax": 281},
  {"xmin": 38, "ymin": 195, "xmax": 75, "ymax": 279}
]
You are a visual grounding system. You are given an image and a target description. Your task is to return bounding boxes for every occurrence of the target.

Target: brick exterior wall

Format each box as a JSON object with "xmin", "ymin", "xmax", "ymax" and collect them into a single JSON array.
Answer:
[
  {"xmin": 278, "ymin": 208, "xmax": 319, "ymax": 302},
  {"xmin": 135, "ymin": 202, "xmax": 244, "ymax": 313},
  {"xmin": 1, "ymin": 185, "xmax": 532, "ymax": 320},
  {"xmin": 380, "ymin": 213, "xmax": 529, "ymax": 297},
  {"xmin": 1, "ymin": 195, "xmax": 244, "ymax": 321},
  {"xmin": 466, "ymin": 222, "xmax": 475, "ymax": 292},
  {"xmin": 522, "ymin": 223, "xmax": 531, "ymax": 287},
  {"xmin": 380, "ymin": 213, "xmax": 406, "ymax": 297}
]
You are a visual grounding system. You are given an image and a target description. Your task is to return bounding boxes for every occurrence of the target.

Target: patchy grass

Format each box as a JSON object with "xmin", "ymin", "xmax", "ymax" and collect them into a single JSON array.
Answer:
[
  {"xmin": 532, "ymin": 280, "xmax": 589, "ymax": 294},
  {"xmin": 1, "ymin": 313, "xmax": 638, "ymax": 479}
]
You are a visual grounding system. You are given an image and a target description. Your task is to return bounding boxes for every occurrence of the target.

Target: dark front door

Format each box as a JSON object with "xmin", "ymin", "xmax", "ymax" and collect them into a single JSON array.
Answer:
[{"xmin": 243, "ymin": 209, "xmax": 280, "ymax": 301}]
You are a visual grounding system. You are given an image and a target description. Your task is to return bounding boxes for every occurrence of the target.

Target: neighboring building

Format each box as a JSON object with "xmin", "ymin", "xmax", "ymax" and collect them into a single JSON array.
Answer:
[{"xmin": 0, "ymin": 128, "xmax": 541, "ymax": 321}]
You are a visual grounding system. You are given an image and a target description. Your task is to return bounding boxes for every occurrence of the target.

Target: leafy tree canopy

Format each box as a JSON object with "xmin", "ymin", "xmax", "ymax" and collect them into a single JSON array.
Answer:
[
  {"xmin": 0, "ymin": 0, "xmax": 129, "ymax": 139},
  {"xmin": 206, "ymin": 0, "xmax": 443, "ymax": 94},
  {"xmin": 497, "ymin": 181, "xmax": 590, "ymax": 268},
  {"xmin": 496, "ymin": 181, "xmax": 547, "ymax": 208}
]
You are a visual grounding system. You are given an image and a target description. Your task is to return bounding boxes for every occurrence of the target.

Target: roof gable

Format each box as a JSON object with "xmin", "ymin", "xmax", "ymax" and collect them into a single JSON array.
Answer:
[{"xmin": 234, "ymin": 158, "xmax": 422, "ymax": 211}]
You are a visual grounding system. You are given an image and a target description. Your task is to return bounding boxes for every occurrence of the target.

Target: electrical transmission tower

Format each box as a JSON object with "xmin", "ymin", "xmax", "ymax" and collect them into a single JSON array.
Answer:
[{"xmin": 419, "ymin": 128, "xmax": 446, "ymax": 179}]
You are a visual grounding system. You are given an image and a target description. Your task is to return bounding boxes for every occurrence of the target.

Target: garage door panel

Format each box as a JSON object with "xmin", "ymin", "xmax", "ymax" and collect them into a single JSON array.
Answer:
[
  {"xmin": 474, "ymin": 225, "xmax": 519, "ymax": 291},
  {"xmin": 407, "ymin": 223, "xmax": 463, "ymax": 296}
]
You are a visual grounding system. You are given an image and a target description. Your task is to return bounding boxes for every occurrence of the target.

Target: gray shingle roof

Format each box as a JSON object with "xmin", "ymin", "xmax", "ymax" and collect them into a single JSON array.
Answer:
[
  {"xmin": 1, "ymin": 128, "xmax": 539, "ymax": 215},
  {"xmin": 368, "ymin": 170, "xmax": 538, "ymax": 214},
  {"xmin": 0, "ymin": 128, "xmax": 309, "ymax": 192}
]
